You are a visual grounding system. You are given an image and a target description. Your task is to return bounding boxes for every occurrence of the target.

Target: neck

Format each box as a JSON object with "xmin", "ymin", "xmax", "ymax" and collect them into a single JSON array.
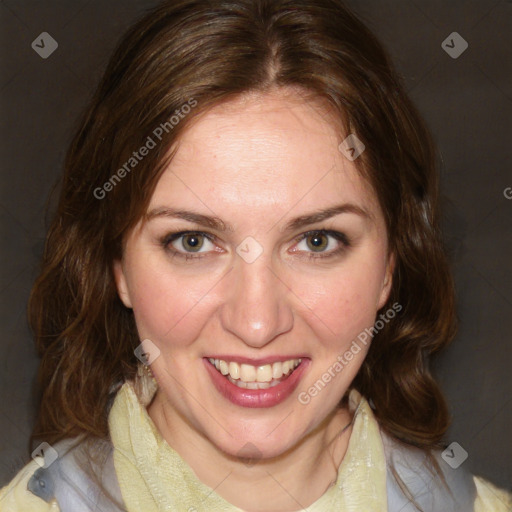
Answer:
[{"xmin": 147, "ymin": 391, "xmax": 354, "ymax": 512}]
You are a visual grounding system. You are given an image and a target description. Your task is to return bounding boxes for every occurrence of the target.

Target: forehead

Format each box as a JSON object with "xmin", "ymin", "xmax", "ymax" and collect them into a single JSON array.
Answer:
[{"xmin": 149, "ymin": 89, "xmax": 381, "ymax": 223}]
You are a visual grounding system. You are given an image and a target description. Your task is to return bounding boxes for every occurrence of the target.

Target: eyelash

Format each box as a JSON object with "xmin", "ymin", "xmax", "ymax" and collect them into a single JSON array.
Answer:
[
  {"xmin": 160, "ymin": 230, "xmax": 351, "ymax": 262},
  {"xmin": 294, "ymin": 230, "xmax": 351, "ymax": 260}
]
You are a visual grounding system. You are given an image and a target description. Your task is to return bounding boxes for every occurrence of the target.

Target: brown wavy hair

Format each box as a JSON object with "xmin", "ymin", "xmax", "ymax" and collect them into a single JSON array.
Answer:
[{"xmin": 29, "ymin": 0, "xmax": 456, "ymax": 460}]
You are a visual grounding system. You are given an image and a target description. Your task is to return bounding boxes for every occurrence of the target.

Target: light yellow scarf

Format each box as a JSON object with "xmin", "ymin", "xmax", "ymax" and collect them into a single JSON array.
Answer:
[
  {"xmin": 109, "ymin": 382, "xmax": 387, "ymax": 511},
  {"xmin": 1, "ymin": 380, "xmax": 511, "ymax": 511}
]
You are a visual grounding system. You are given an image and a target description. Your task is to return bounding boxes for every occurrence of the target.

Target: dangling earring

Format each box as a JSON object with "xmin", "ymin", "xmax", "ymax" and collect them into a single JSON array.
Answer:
[
  {"xmin": 137, "ymin": 360, "xmax": 157, "ymax": 383},
  {"xmin": 135, "ymin": 361, "xmax": 158, "ymax": 406}
]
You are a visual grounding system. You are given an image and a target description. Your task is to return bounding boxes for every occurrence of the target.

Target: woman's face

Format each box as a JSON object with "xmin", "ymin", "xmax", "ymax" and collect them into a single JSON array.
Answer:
[{"xmin": 114, "ymin": 89, "xmax": 394, "ymax": 460}]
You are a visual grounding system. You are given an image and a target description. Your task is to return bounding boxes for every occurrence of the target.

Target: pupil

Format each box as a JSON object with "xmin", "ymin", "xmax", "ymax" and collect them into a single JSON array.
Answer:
[
  {"xmin": 308, "ymin": 233, "xmax": 327, "ymax": 251},
  {"xmin": 184, "ymin": 234, "xmax": 203, "ymax": 251}
]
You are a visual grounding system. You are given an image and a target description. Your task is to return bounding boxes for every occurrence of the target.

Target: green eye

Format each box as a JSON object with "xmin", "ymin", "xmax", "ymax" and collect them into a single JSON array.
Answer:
[
  {"xmin": 306, "ymin": 233, "xmax": 328, "ymax": 252},
  {"xmin": 161, "ymin": 231, "xmax": 218, "ymax": 261},
  {"xmin": 294, "ymin": 230, "xmax": 350, "ymax": 259},
  {"xmin": 180, "ymin": 233, "xmax": 205, "ymax": 252}
]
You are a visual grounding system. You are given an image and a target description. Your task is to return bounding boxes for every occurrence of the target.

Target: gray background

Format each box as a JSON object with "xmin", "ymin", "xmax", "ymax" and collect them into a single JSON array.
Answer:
[{"xmin": 1, "ymin": 0, "xmax": 511, "ymax": 494}]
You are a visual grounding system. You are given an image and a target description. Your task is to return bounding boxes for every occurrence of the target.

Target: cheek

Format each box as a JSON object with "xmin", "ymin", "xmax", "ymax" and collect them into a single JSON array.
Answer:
[
  {"xmin": 288, "ymin": 258, "xmax": 386, "ymax": 341},
  {"xmin": 126, "ymin": 259, "xmax": 222, "ymax": 348}
]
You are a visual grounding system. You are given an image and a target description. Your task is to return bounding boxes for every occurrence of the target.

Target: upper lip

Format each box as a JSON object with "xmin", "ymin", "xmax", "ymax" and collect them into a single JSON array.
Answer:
[{"xmin": 205, "ymin": 355, "xmax": 308, "ymax": 366}]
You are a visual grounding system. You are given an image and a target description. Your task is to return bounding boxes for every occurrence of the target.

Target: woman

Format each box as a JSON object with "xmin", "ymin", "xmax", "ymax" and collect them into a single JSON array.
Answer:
[{"xmin": 1, "ymin": 0, "xmax": 510, "ymax": 510}]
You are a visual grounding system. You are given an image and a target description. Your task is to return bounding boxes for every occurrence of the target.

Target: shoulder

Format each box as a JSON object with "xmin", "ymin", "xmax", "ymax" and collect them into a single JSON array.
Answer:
[
  {"xmin": 0, "ymin": 457, "xmax": 60, "ymax": 511},
  {"xmin": 0, "ymin": 437, "xmax": 124, "ymax": 512},
  {"xmin": 380, "ymin": 430, "xmax": 512, "ymax": 512},
  {"xmin": 473, "ymin": 475, "xmax": 512, "ymax": 512}
]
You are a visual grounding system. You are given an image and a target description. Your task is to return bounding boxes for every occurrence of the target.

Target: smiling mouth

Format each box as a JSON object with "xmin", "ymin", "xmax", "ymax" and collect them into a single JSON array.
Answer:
[{"xmin": 207, "ymin": 357, "xmax": 302, "ymax": 389}]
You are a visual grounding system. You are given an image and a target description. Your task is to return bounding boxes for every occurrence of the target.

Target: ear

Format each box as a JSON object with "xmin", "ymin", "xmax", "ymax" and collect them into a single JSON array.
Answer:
[
  {"xmin": 113, "ymin": 259, "xmax": 133, "ymax": 308},
  {"xmin": 377, "ymin": 252, "xmax": 395, "ymax": 310}
]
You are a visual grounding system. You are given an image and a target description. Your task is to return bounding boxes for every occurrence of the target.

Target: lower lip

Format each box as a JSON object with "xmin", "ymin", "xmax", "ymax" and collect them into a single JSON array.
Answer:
[{"xmin": 204, "ymin": 358, "xmax": 309, "ymax": 408}]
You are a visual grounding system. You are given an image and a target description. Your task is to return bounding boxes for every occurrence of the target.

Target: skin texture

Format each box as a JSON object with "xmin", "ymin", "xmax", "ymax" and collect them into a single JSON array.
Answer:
[{"xmin": 113, "ymin": 88, "xmax": 394, "ymax": 511}]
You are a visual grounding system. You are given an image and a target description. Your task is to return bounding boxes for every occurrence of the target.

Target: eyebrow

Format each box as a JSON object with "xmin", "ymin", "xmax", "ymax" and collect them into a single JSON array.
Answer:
[
  {"xmin": 281, "ymin": 203, "xmax": 372, "ymax": 232},
  {"xmin": 145, "ymin": 203, "xmax": 371, "ymax": 232},
  {"xmin": 145, "ymin": 207, "xmax": 231, "ymax": 231}
]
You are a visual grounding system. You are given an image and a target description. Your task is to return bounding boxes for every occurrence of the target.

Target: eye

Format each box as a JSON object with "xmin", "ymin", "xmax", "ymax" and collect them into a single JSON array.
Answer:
[
  {"xmin": 292, "ymin": 230, "xmax": 349, "ymax": 258},
  {"xmin": 165, "ymin": 231, "xmax": 216, "ymax": 254}
]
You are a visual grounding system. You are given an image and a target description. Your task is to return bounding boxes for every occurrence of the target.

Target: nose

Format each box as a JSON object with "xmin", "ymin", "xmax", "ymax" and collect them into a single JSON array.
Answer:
[{"xmin": 220, "ymin": 257, "xmax": 294, "ymax": 348}]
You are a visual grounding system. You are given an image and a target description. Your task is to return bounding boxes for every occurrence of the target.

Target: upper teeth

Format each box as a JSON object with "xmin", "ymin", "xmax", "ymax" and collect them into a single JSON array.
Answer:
[{"xmin": 208, "ymin": 358, "xmax": 302, "ymax": 383}]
